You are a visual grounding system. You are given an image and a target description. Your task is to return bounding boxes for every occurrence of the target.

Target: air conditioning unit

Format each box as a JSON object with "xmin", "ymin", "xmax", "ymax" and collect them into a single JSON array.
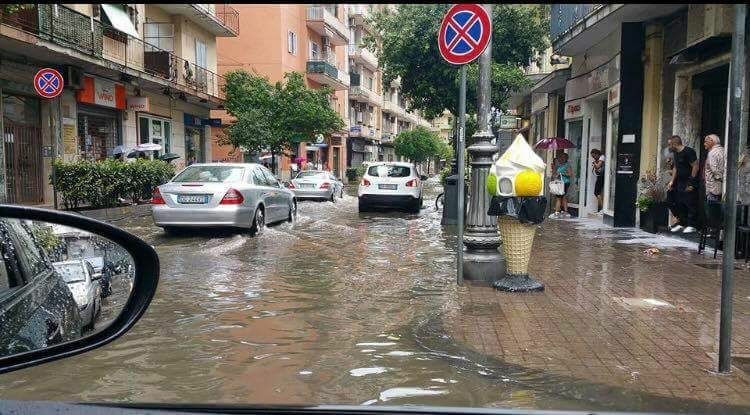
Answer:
[
  {"xmin": 63, "ymin": 66, "xmax": 84, "ymax": 90},
  {"xmin": 686, "ymin": 4, "xmax": 733, "ymax": 48}
]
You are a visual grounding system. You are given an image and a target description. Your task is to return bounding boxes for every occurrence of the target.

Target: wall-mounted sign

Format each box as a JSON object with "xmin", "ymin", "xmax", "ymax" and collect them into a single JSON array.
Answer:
[
  {"xmin": 76, "ymin": 75, "xmax": 125, "ymax": 109},
  {"xmin": 622, "ymin": 133, "xmax": 635, "ymax": 143},
  {"xmin": 350, "ymin": 125, "xmax": 362, "ymax": 133},
  {"xmin": 202, "ymin": 118, "xmax": 222, "ymax": 127},
  {"xmin": 127, "ymin": 96, "xmax": 150, "ymax": 112},
  {"xmin": 617, "ymin": 153, "xmax": 634, "ymax": 175},
  {"xmin": 607, "ymin": 82, "xmax": 620, "ymax": 109},
  {"xmin": 499, "ymin": 115, "xmax": 519, "ymax": 130},
  {"xmin": 315, "ymin": 134, "xmax": 325, "ymax": 144},
  {"xmin": 183, "ymin": 113, "xmax": 204, "ymax": 127},
  {"xmin": 564, "ymin": 99, "xmax": 583, "ymax": 120},
  {"xmin": 33, "ymin": 68, "xmax": 64, "ymax": 99}
]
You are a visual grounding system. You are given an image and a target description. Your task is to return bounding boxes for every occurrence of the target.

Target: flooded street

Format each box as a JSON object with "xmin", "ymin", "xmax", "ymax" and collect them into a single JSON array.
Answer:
[{"xmin": 0, "ymin": 180, "xmax": 748, "ymax": 413}]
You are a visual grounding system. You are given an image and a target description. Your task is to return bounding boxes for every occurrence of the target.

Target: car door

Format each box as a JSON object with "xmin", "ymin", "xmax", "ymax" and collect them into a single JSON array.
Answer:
[
  {"xmin": 249, "ymin": 167, "xmax": 273, "ymax": 219},
  {"xmin": 260, "ymin": 167, "xmax": 286, "ymax": 221},
  {"xmin": 0, "ymin": 219, "xmax": 82, "ymax": 357}
]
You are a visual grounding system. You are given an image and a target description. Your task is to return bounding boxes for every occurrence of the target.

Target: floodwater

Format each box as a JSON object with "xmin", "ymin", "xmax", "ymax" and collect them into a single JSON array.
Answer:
[{"xmin": 0, "ymin": 180, "xmax": 746, "ymax": 413}]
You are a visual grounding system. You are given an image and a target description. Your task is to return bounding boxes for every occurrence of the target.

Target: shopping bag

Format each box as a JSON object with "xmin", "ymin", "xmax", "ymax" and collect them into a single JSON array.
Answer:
[{"xmin": 549, "ymin": 179, "xmax": 565, "ymax": 196}]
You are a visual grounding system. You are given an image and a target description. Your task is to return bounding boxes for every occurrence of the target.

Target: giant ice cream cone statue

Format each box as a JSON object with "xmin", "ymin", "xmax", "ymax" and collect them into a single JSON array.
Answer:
[{"xmin": 486, "ymin": 134, "xmax": 547, "ymax": 292}]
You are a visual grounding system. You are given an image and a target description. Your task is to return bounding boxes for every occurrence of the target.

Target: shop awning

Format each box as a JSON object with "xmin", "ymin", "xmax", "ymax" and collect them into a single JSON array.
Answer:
[
  {"xmin": 101, "ymin": 4, "xmax": 139, "ymax": 38},
  {"xmin": 532, "ymin": 68, "xmax": 571, "ymax": 94}
]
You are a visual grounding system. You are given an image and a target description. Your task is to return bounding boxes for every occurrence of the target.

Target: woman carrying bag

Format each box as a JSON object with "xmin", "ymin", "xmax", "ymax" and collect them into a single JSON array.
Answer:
[{"xmin": 549, "ymin": 152, "xmax": 573, "ymax": 219}]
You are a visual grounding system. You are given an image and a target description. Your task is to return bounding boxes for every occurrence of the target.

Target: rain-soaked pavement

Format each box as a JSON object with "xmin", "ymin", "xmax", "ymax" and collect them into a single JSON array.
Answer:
[{"xmin": 1, "ymin": 179, "xmax": 749, "ymax": 413}]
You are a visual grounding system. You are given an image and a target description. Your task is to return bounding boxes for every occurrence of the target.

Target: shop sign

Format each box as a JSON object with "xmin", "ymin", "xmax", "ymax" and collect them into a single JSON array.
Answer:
[
  {"xmin": 607, "ymin": 82, "xmax": 620, "ymax": 109},
  {"xmin": 617, "ymin": 153, "xmax": 634, "ymax": 175},
  {"xmin": 564, "ymin": 99, "xmax": 583, "ymax": 120},
  {"xmin": 350, "ymin": 125, "xmax": 362, "ymax": 133},
  {"xmin": 76, "ymin": 76, "xmax": 125, "ymax": 109},
  {"xmin": 183, "ymin": 113, "xmax": 204, "ymax": 127},
  {"xmin": 127, "ymin": 96, "xmax": 150, "ymax": 112},
  {"xmin": 202, "ymin": 118, "xmax": 222, "ymax": 127},
  {"xmin": 499, "ymin": 115, "xmax": 519, "ymax": 130}
]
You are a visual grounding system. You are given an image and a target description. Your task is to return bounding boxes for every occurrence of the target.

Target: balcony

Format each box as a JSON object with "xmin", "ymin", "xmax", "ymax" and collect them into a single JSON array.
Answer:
[
  {"xmin": 306, "ymin": 56, "xmax": 349, "ymax": 90},
  {"xmin": 349, "ymin": 85, "xmax": 381, "ymax": 106},
  {"xmin": 349, "ymin": 124, "xmax": 379, "ymax": 140},
  {"xmin": 306, "ymin": 6, "xmax": 349, "ymax": 46},
  {"xmin": 550, "ymin": 4, "xmax": 684, "ymax": 55},
  {"xmin": 0, "ymin": 4, "xmax": 226, "ymax": 104},
  {"xmin": 381, "ymin": 99, "xmax": 405, "ymax": 118},
  {"xmin": 349, "ymin": 4, "xmax": 373, "ymax": 32},
  {"xmin": 380, "ymin": 133, "xmax": 395, "ymax": 146},
  {"xmin": 154, "ymin": 4, "xmax": 239, "ymax": 36},
  {"xmin": 348, "ymin": 44, "xmax": 378, "ymax": 71}
]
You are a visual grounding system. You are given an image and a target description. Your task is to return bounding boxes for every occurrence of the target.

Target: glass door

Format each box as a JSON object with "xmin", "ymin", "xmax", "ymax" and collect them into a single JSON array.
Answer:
[
  {"xmin": 566, "ymin": 120, "xmax": 583, "ymax": 205},
  {"xmin": 604, "ymin": 107, "xmax": 619, "ymax": 212}
]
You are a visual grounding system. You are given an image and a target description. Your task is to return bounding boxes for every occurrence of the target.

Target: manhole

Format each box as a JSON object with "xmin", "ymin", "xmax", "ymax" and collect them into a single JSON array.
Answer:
[{"xmin": 693, "ymin": 263, "xmax": 744, "ymax": 271}]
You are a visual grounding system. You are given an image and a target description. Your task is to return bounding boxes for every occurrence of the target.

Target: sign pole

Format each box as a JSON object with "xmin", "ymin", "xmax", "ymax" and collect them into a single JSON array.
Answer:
[
  {"xmin": 457, "ymin": 64, "xmax": 467, "ymax": 286},
  {"xmin": 718, "ymin": 3, "xmax": 746, "ymax": 374}
]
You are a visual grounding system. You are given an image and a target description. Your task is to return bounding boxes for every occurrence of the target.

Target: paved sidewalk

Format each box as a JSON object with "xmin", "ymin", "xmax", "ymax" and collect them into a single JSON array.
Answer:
[{"xmin": 445, "ymin": 218, "xmax": 750, "ymax": 408}]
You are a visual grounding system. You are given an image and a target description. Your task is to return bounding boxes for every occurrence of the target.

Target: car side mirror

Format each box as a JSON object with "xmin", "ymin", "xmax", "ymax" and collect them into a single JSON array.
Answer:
[
  {"xmin": 0, "ymin": 205, "xmax": 159, "ymax": 374},
  {"xmin": 420, "ymin": 175, "xmax": 428, "ymax": 181}
]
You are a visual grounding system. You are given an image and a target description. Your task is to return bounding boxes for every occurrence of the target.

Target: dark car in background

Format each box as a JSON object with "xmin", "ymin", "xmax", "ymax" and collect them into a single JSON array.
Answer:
[{"xmin": 0, "ymin": 219, "xmax": 83, "ymax": 357}]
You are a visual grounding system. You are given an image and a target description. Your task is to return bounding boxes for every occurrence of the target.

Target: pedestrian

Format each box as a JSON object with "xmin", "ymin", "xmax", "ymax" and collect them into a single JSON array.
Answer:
[
  {"xmin": 666, "ymin": 135, "xmax": 699, "ymax": 233},
  {"xmin": 590, "ymin": 148, "xmax": 605, "ymax": 212},
  {"xmin": 549, "ymin": 152, "xmax": 573, "ymax": 219},
  {"xmin": 703, "ymin": 133, "xmax": 725, "ymax": 203}
]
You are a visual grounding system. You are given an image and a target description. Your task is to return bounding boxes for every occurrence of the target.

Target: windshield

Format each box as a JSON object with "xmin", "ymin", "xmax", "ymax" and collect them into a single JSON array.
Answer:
[
  {"xmin": 53, "ymin": 263, "xmax": 86, "ymax": 283},
  {"xmin": 1, "ymin": 3, "xmax": 743, "ymax": 415},
  {"xmin": 368, "ymin": 165, "xmax": 412, "ymax": 178},
  {"xmin": 173, "ymin": 166, "xmax": 245, "ymax": 183},
  {"xmin": 295, "ymin": 171, "xmax": 326, "ymax": 179}
]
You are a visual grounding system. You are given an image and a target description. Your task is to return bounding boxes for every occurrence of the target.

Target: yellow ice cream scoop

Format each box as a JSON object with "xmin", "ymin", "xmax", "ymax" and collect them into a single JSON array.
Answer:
[{"xmin": 514, "ymin": 169, "xmax": 543, "ymax": 197}]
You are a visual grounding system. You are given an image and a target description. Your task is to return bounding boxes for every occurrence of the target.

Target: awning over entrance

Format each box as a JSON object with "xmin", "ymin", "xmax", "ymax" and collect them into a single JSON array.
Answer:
[
  {"xmin": 532, "ymin": 68, "xmax": 571, "ymax": 94},
  {"xmin": 101, "ymin": 4, "xmax": 139, "ymax": 38}
]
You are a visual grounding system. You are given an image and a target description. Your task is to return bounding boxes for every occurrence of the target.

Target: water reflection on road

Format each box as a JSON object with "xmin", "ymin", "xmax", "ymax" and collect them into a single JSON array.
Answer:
[{"xmin": 0, "ymin": 180, "xmax": 742, "ymax": 412}]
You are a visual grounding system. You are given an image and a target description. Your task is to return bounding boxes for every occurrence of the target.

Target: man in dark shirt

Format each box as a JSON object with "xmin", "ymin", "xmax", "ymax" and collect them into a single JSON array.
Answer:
[{"xmin": 666, "ymin": 135, "xmax": 699, "ymax": 233}]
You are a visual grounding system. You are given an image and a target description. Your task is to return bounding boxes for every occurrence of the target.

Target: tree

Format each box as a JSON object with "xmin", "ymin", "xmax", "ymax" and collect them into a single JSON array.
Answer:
[
  {"xmin": 221, "ymin": 71, "xmax": 345, "ymax": 172},
  {"xmin": 364, "ymin": 4, "xmax": 548, "ymax": 119},
  {"xmin": 394, "ymin": 127, "xmax": 448, "ymax": 173}
]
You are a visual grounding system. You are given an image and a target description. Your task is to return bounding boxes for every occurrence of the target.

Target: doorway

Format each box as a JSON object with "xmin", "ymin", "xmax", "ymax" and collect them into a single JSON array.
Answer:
[{"xmin": 2, "ymin": 93, "xmax": 43, "ymax": 205}]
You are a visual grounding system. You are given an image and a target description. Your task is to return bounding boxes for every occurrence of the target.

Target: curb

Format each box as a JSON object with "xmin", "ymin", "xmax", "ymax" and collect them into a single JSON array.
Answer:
[{"xmin": 73, "ymin": 204, "xmax": 152, "ymax": 223}]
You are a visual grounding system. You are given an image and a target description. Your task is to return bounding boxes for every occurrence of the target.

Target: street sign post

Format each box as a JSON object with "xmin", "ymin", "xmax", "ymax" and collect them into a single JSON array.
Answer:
[
  {"xmin": 438, "ymin": 4, "xmax": 491, "ymax": 285},
  {"xmin": 33, "ymin": 68, "xmax": 64, "ymax": 99}
]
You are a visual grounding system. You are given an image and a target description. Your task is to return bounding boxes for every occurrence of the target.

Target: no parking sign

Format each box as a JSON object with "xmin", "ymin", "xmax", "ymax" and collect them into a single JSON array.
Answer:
[
  {"xmin": 438, "ymin": 4, "xmax": 492, "ymax": 66},
  {"xmin": 33, "ymin": 68, "xmax": 64, "ymax": 99}
]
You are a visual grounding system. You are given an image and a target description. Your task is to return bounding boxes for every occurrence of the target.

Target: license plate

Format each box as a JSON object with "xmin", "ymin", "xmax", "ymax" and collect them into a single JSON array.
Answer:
[
  {"xmin": 177, "ymin": 194, "xmax": 209, "ymax": 204},
  {"xmin": 378, "ymin": 184, "xmax": 397, "ymax": 190},
  {"xmin": 300, "ymin": 183, "xmax": 316, "ymax": 189}
]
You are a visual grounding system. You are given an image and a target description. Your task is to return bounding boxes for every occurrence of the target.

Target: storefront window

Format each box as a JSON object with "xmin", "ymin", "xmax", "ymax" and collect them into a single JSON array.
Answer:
[
  {"xmin": 607, "ymin": 108, "xmax": 620, "ymax": 211},
  {"xmin": 185, "ymin": 127, "xmax": 203, "ymax": 165},
  {"xmin": 77, "ymin": 106, "xmax": 121, "ymax": 161},
  {"xmin": 139, "ymin": 116, "xmax": 171, "ymax": 158},
  {"xmin": 566, "ymin": 120, "xmax": 583, "ymax": 205}
]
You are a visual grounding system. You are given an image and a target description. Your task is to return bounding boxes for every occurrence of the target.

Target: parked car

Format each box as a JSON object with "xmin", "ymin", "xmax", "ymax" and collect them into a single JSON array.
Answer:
[
  {"xmin": 287, "ymin": 170, "xmax": 344, "ymax": 202},
  {"xmin": 52, "ymin": 260, "xmax": 102, "ymax": 331},
  {"xmin": 357, "ymin": 162, "xmax": 426, "ymax": 213},
  {"xmin": 0, "ymin": 218, "xmax": 84, "ymax": 357},
  {"xmin": 151, "ymin": 163, "xmax": 297, "ymax": 235}
]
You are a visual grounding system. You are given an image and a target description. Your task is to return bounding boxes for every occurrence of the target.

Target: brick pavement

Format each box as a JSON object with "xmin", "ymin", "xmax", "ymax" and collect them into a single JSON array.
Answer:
[{"xmin": 444, "ymin": 218, "xmax": 750, "ymax": 408}]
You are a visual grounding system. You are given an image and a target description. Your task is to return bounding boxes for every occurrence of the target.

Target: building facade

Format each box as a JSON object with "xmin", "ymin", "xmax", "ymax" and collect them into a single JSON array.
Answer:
[
  {"xmin": 0, "ymin": 3, "xmax": 236, "ymax": 205},
  {"xmin": 517, "ymin": 4, "xmax": 746, "ymax": 228},
  {"xmin": 211, "ymin": 4, "xmax": 350, "ymax": 182}
]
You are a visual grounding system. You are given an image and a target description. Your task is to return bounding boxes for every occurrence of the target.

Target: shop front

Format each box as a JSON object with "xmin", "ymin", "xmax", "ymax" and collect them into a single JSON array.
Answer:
[
  {"xmin": 75, "ymin": 75, "xmax": 125, "ymax": 161},
  {"xmin": 184, "ymin": 113, "xmax": 206, "ymax": 165},
  {"xmin": 2, "ymin": 87, "xmax": 43, "ymax": 204}
]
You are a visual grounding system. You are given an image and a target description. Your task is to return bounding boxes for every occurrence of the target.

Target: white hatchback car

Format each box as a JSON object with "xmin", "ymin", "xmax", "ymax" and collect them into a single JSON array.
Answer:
[{"xmin": 357, "ymin": 162, "xmax": 426, "ymax": 213}]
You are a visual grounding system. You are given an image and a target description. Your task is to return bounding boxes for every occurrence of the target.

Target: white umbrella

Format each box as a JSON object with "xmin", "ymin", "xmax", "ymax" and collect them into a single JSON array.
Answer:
[
  {"xmin": 259, "ymin": 154, "xmax": 273, "ymax": 160},
  {"xmin": 112, "ymin": 145, "xmax": 129, "ymax": 155},
  {"xmin": 135, "ymin": 143, "xmax": 162, "ymax": 152}
]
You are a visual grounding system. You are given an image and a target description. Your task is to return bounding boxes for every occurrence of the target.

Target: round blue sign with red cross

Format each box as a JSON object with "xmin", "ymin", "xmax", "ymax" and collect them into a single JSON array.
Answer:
[
  {"xmin": 33, "ymin": 68, "xmax": 64, "ymax": 99},
  {"xmin": 438, "ymin": 4, "xmax": 492, "ymax": 66}
]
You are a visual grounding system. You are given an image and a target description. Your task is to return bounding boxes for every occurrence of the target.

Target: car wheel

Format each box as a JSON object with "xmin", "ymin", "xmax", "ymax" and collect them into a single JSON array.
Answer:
[
  {"xmin": 358, "ymin": 198, "xmax": 368, "ymax": 213},
  {"xmin": 250, "ymin": 206, "xmax": 266, "ymax": 236},
  {"xmin": 163, "ymin": 226, "xmax": 179, "ymax": 236},
  {"xmin": 410, "ymin": 198, "xmax": 421, "ymax": 214}
]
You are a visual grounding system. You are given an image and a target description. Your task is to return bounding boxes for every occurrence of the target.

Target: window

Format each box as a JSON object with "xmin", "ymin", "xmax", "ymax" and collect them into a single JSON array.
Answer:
[
  {"xmin": 261, "ymin": 168, "xmax": 280, "ymax": 187},
  {"xmin": 252, "ymin": 168, "xmax": 269, "ymax": 186},
  {"xmin": 139, "ymin": 116, "xmax": 171, "ymax": 156},
  {"xmin": 4, "ymin": 220, "xmax": 49, "ymax": 280},
  {"xmin": 288, "ymin": 31, "xmax": 297, "ymax": 55},
  {"xmin": 195, "ymin": 39, "xmax": 207, "ymax": 69},
  {"xmin": 367, "ymin": 76, "xmax": 373, "ymax": 90},
  {"xmin": 173, "ymin": 166, "xmax": 245, "ymax": 183},
  {"xmin": 144, "ymin": 22, "xmax": 174, "ymax": 51},
  {"xmin": 367, "ymin": 165, "xmax": 411, "ymax": 178},
  {"xmin": 309, "ymin": 41, "xmax": 320, "ymax": 60}
]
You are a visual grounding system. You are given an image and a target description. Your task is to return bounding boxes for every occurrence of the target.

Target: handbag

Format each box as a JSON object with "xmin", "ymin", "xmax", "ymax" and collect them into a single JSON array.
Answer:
[{"xmin": 549, "ymin": 179, "xmax": 565, "ymax": 196}]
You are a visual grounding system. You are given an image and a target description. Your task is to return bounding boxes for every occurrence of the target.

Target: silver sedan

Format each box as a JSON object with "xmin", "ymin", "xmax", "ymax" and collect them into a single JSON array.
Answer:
[
  {"xmin": 288, "ymin": 170, "xmax": 344, "ymax": 202},
  {"xmin": 152, "ymin": 163, "xmax": 296, "ymax": 235}
]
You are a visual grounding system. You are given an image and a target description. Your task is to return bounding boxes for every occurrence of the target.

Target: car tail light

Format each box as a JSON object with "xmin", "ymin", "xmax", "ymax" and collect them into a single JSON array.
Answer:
[
  {"xmin": 288, "ymin": 181, "xmax": 296, "ymax": 189},
  {"xmin": 220, "ymin": 188, "xmax": 244, "ymax": 205},
  {"xmin": 320, "ymin": 182, "xmax": 331, "ymax": 189},
  {"xmin": 361, "ymin": 178, "xmax": 371, "ymax": 186},
  {"xmin": 150, "ymin": 188, "xmax": 165, "ymax": 204},
  {"xmin": 406, "ymin": 178, "xmax": 419, "ymax": 187}
]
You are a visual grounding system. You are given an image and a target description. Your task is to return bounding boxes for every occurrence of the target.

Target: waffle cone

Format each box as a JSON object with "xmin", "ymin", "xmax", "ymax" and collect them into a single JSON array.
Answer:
[{"xmin": 498, "ymin": 217, "xmax": 537, "ymax": 275}]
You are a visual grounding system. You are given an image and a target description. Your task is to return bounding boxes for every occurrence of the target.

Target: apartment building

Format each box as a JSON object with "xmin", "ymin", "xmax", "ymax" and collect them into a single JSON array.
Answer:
[
  {"xmin": 347, "ymin": 4, "xmax": 435, "ymax": 170},
  {"xmin": 0, "ymin": 4, "xmax": 237, "ymax": 205},
  {"xmin": 211, "ymin": 4, "xmax": 350, "ymax": 181}
]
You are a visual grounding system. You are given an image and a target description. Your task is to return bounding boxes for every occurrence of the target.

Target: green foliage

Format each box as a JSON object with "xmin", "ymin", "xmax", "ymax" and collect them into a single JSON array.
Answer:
[
  {"xmin": 439, "ymin": 165, "xmax": 452, "ymax": 186},
  {"xmin": 394, "ymin": 127, "xmax": 448, "ymax": 164},
  {"xmin": 1, "ymin": 4, "xmax": 31, "ymax": 14},
  {"xmin": 221, "ymin": 70, "xmax": 345, "ymax": 164},
  {"xmin": 346, "ymin": 165, "xmax": 367, "ymax": 182},
  {"xmin": 51, "ymin": 159, "xmax": 175, "ymax": 209},
  {"xmin": 30, "ymin": 224, "xmax": 65, "ymax": 262},
  {"xmin": 365, "ymin": 4, "xmax": 548, "ymax": 118}
]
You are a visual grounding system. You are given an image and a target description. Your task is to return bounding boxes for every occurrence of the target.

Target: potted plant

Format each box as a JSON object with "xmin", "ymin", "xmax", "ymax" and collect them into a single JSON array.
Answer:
[{"xmin": 636, "ymin": 169, "xmax": 669, "ymax": 233}]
